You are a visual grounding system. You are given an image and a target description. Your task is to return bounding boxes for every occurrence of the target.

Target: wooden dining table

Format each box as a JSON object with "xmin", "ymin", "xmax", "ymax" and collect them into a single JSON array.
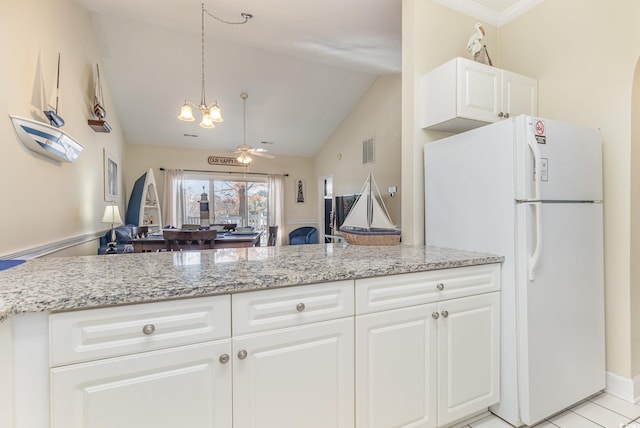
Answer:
[{"xmin": 131, "ymin": 231, "xmax": 262, "ymax": 253}]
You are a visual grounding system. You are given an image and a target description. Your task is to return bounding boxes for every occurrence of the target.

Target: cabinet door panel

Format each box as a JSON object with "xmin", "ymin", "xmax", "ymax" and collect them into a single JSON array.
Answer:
[
  {"xmin": 457, "ymin": 60, "xmax": 501, "ymax": 122},
  {"xmin": 502, "ymin": 70, "xmax": 538, "ymax": 117},
  {"xmin": 233, "ymin": 318, "xmax": 354, "ymax": 428},
  {"xmin": 437, "ymin": 292, "xmax": 500, "ymax": 426},
  {"xmin": 50, "ymin": 341, "xmax": 232, "ymax": 428},
  {"xmin": 356, "ymin": 304, "xmax": 437, "ymax": 428}
]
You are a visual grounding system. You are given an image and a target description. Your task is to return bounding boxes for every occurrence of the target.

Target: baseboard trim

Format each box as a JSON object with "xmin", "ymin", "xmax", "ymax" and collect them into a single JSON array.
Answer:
[
  {"xmin": 0, "ymin": 230, "xmax": 105, "ymax": 260},
  {"xmin": 606, "ymin": 371, "xmax": 640, "ymax": 403}
]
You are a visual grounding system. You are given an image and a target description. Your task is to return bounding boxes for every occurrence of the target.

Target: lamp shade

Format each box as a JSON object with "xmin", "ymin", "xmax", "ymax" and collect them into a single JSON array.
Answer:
[
  {"xmin": 178, "ymin": 103, "xmax": 195, "ymax": 121},
  {"xmin": 209, "ymin": 104, "xmax": 223, "ymax": 122},
  {"xmin": 101, "ymin": 205, "xmax": 123, "ymax": 224}
]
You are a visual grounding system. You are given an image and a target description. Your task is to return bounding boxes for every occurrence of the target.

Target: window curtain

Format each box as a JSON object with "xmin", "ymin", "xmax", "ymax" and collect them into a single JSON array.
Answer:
[
  {"xmin": 267, "ymin": 175, "xmax": 286, "ymax": 246},
  {"xmin": 162, "ymin": 169, "xmax": 186, "ymax": 228}
]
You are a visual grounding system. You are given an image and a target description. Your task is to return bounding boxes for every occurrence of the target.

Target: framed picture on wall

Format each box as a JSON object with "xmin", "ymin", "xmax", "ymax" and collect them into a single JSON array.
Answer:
[
  {"xmin": 104, "ymin": 149, "xmax": 119, "ymax": 201},
  {"xmin": 295, "ymin": 179, "xmax": 305, "ymax": 203}
]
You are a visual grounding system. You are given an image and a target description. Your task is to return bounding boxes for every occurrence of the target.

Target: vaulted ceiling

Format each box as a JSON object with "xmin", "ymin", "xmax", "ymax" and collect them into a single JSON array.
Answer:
[{"xmin": 82, "ymin": 0, "xmax": 540, "ymax": 157}]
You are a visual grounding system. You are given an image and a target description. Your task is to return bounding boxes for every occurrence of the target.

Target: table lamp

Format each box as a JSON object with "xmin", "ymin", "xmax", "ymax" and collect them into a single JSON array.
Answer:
[{"xmin": 101, "ymin": 204, "xmax": 123, "ymax": 254}]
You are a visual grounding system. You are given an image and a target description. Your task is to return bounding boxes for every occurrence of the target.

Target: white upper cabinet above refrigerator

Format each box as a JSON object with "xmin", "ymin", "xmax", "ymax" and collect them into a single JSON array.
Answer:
[{"xmin": 421, "ymin": 57, "xmax": 537, "ymax": 133}]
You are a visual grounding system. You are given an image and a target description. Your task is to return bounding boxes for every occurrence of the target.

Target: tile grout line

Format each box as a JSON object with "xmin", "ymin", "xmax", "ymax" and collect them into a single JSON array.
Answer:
[
  {"xmin": 568, "ymin": 408, "xmax": 608, "ymax": 427},
  {"xmin": 586, "ymin": 396, "xmax": 639, "ymax": 424}
]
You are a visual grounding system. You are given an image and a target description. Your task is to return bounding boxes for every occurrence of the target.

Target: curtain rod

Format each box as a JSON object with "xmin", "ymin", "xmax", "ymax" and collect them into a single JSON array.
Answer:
[{"xmin": 159, "ymin": 167, "xmax": 289, "ymax": 177}]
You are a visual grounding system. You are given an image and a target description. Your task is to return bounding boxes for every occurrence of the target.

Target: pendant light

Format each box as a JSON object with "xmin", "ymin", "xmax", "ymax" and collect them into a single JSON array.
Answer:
[
  {"xmin": 237, "ymin": 92, "xmax": 252, "ymax": 164},
  {"xmin": 178, "ymin": 4, "xmax": 252, "ymax": 128}
]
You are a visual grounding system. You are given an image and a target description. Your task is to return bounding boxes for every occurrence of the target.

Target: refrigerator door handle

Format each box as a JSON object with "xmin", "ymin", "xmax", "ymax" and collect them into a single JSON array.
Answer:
[
  {"xmin": 529, "ymin": 202, "xmax": 543, "ymax": 281},
  {"xmin": 527, "ymin": 127, "xmax": 542, "ymax": 200}
]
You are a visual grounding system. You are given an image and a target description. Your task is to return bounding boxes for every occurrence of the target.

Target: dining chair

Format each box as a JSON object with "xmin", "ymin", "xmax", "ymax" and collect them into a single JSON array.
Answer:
[
  {"xmin": 163, "ymin": 230, "xmax": 217, "ymax": 251},
  {"xmin": 267, "ymin": 226, "xmax": 278, "ymax": 246}
]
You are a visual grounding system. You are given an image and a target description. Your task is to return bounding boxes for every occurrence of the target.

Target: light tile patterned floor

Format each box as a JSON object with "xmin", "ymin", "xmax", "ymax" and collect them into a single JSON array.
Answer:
[{"xmin": 460, "ymin": 393, "xmax": 640, "ymax": 428}]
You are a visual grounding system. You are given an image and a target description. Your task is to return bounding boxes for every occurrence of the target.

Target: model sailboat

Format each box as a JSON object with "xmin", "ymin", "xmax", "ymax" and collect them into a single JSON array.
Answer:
[
  {"xmin": 339, "ymin": 173, "xmax": 401, "ymax": 245},
  {"xmin": 9, "ymin": 52, "xmax": 83, "ymax": 162},
  {"xmin": 88, "ymin": 64, "xmax": 112, "ymax": 133}
]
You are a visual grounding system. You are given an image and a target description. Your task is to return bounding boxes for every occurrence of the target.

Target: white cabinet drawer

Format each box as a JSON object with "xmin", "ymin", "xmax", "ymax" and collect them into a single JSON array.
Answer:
[
  {"xmin": 50, "ymin": 295, "xmax": 230, "ymax": 367},
  {"xmin": 355, "ymin": 264, "xmax": 500, "ymax": 314},
  {"xmin": 232, "ymin": 281, "xmax": 354, "ymax": 335}
]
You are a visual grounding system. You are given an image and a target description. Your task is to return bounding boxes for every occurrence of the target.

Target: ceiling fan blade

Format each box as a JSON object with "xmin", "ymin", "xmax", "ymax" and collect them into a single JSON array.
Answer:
[{"xmin": 252, "ymin": 151, "xmax": 275, "ymax": 159}]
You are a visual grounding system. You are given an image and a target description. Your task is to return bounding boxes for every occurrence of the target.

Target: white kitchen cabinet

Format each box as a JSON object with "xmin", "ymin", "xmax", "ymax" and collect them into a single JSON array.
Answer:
[
  {"xmin": 231, "ymin": 281, "xmax": 355, "ymax": 428},
  {"xmin": 232, "ymin": 318, "xmax": 354, "ymax": 428},
  {"xmin": 436, "ymin": 292, "xmax": 500, "ymax": 427},
  {"xmin": 421, "ymin": 57, "xmax": 537, "ymax": 132},
  {"xmin": 356, "ymin": 304, "xmax": 438, "ymax": 428},
  {"xmin": 355, "ymin": 264, "xmax": 501, "ymax": 428},
  {"xmin": 50, "ymin": 340, "xmax": 233, "ymax": 428}
]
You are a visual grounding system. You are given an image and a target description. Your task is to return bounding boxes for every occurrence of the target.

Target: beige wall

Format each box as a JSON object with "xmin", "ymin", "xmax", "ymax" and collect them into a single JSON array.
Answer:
[
  {"xmin": 314, "ymin": 75, "xmax": 402, "ymax": 227},
  {"xmin": 0, "ymin": 0, "xmax": 126, "ymax": 258},
  {"xmin": 123, "ymin": 144, "xmax": 318, "ymax": 238},
  {"xmin": 403, "ymin": 0, "xmax": 640, "ymax": 381}
]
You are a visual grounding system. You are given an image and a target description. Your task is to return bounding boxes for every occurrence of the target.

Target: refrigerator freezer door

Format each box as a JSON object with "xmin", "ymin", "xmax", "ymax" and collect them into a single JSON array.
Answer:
[
  {"xmin": 514, "ymin": 116, "xmax": 602, "ymax": 201},
  {"xmin": 515, "ymin": 202, "xmax": 605, "ymax": 426}
]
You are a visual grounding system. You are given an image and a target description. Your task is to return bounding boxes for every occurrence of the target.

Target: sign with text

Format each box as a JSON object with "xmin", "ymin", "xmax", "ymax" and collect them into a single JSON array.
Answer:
[{"xmin": 207, "ymin": 156, "xmax": 243, "ymax": 167}]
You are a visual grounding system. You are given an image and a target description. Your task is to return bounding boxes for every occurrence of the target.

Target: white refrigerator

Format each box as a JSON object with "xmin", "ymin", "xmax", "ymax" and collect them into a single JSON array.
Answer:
[{"xmin": 424, "ymin": 115, "xmax": 605, "ymax": 427}]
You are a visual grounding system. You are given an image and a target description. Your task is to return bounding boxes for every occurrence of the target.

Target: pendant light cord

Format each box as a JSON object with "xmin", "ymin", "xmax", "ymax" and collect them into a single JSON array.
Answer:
[{"xmin": 200, "ymin": 3, "xmax": 206, "ymax": 107}]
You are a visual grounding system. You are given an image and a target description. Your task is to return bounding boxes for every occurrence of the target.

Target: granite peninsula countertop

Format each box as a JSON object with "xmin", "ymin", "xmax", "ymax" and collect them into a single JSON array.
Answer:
[{"xmin": 0, "ymin": 244, "xmax": 503, "ymax": 324}]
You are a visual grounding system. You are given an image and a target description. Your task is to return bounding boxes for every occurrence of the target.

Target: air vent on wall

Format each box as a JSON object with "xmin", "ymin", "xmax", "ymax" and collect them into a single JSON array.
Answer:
[{"xmin": 362, "ymin": 137, "xmax": 375, "ymax": 164}]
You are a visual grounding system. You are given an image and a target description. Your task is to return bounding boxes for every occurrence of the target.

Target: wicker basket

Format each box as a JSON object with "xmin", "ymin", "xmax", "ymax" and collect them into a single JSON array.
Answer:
[{"xmin": 341, "ymin": 230, "xmax": 401, "ymax": 246}]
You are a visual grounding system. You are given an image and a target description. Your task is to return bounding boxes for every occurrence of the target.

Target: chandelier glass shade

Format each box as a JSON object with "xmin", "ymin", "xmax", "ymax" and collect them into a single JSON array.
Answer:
[{"xmin": 178, "ymin": 4, "xmax": 252, "ymax": 129}]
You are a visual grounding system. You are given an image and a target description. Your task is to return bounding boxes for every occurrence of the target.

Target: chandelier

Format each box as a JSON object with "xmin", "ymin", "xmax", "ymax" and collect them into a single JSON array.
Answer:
[{"xmin": 178, "ymin": 3, "xmax": 253, "ymax": 128}]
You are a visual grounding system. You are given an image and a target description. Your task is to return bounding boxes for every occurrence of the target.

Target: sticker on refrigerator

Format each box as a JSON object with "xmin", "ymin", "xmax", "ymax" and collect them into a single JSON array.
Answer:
[
  {"xmin": 540, "ymin": 158, "xmax": 548, "ymax": 181},
  {"xmin": 534, "ymin": 119, "xmax": 546, "ymax": 144},
  {"xmin": 533, "ymin": 157, "xmax": 549, "ymax": 182}
]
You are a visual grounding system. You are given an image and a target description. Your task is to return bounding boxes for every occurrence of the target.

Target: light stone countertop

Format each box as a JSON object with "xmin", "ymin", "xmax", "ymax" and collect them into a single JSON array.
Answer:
[{"xmin": 0, "ymin": 244, "xmax": 503, "ymax": 324}]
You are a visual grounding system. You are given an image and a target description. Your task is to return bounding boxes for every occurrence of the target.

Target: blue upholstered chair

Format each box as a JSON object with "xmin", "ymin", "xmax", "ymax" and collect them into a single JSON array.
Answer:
[{"xmin": 288, "ymin": 227, "xmax": 318, "ymax": 245}]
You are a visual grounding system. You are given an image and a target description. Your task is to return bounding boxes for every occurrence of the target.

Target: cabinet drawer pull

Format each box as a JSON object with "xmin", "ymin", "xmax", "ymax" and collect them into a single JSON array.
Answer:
[
  {"xmin": 432, "ymin": 312, "xmax": 440, "ymax": 319},
  {"xmin": 142, "ymin": 324, "xmax": 156, "ymax": 335},
  {"xmin": 498, "ymin": 112, "xmax": 504, "ymax": 118},
  {"xmin": 504, "ymin": 113, "xmax": 510, "ymax": 118},
  {"xmin": 219, "ymin": 354, "xmax": 230, "ymax": 364},
  {"xmin": 441, "ymin": 310, "xmax": 449, "ymax": 318},
  {"xmin": 296, "ymin": 303, "xmax": 306, "ymax": 312},
  {"xmin": 237, "ymin": 350, "xmax": 248, "ymax": 360},
  {"xmin": 436, "ymin": 283, "xmax": 445, "ymax": 291}
]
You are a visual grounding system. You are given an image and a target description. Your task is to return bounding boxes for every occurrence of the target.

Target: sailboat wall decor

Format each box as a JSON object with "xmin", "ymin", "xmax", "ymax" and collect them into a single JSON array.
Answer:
[
  {"xmin": 9, "ymin": 115, "xmax": 83, "ymax": 163},
  {"xmin": 339, "ymin": 173, "xmax": 401, "ymax": 245},
  {"xmin": 88, "ymin": 64, "xmax": 112, "ymax": 133}
]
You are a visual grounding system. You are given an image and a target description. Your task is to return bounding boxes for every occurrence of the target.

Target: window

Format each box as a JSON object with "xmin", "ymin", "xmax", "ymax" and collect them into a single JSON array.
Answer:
[{"xmin": 183, "ymin": 175, "xmax": 269, "ymax": 234}]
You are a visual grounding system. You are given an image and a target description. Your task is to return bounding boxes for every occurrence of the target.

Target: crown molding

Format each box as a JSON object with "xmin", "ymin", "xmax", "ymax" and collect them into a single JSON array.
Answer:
[{"xmin": 432, "ymin": 0, "xmax": 543, "ymax": 27}]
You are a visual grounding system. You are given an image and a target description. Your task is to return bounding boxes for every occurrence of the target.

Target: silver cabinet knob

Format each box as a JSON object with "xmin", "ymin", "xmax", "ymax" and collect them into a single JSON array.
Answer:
[
  {"xmin": 432, "ymin": 312, "xmax": 440, "ymax": 319},
  {"xmin": 142, "ymin": 324, "xmax": 156, "ymax": 335},
  {"xmin": 441, "ymin": 310, "xmax": 449, "ymax": 318},
  {"xmin": 504, "ymin": 113, "xmax": 510, "ymax": 118},
  {"xmin": 296, "ymin": 303, "xmax": 306, "ymax": 312},
  {"xmin": 219, "ymin": 354, "xmax": 230, "ymax": 364},
  {"xmin": 237, "ymin": 350, "xmax": 248, "ymax": 360},
  {"xmin": 436, "ymin": 283, "xmax": 444, "ymax": 291},
  {"xmin": 498, "ymin": 112, "xmax": 504, "ymax": 118}
]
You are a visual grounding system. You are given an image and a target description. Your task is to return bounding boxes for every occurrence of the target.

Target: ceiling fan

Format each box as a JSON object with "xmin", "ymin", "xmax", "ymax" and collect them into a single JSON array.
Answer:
[{"xmin": 232, "ymin": 92, "xmax": 275, "ymax": 164}]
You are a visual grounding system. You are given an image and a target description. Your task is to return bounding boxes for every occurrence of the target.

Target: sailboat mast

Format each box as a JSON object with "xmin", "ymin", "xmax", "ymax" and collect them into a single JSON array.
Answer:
[{"xmin": 54, "ymin": 53, "xmax": 60, "ymax": 114}]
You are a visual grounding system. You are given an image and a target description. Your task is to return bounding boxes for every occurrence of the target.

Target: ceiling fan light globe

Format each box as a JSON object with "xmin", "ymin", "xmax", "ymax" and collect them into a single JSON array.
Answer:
[
  {"xmin": 209, "ymin": 105, "xmax": 223, "ymax": 122},
  {"xmin": 178, "ymin": 103, "xmax": 195, "ymax": 121},
  {"xmin": 237, "ymin": 153, "xmax": 252, "ymax": 164},
  {"xmin": 200, "ymin": 114, "xmax": 216, "ymax": 128}
]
